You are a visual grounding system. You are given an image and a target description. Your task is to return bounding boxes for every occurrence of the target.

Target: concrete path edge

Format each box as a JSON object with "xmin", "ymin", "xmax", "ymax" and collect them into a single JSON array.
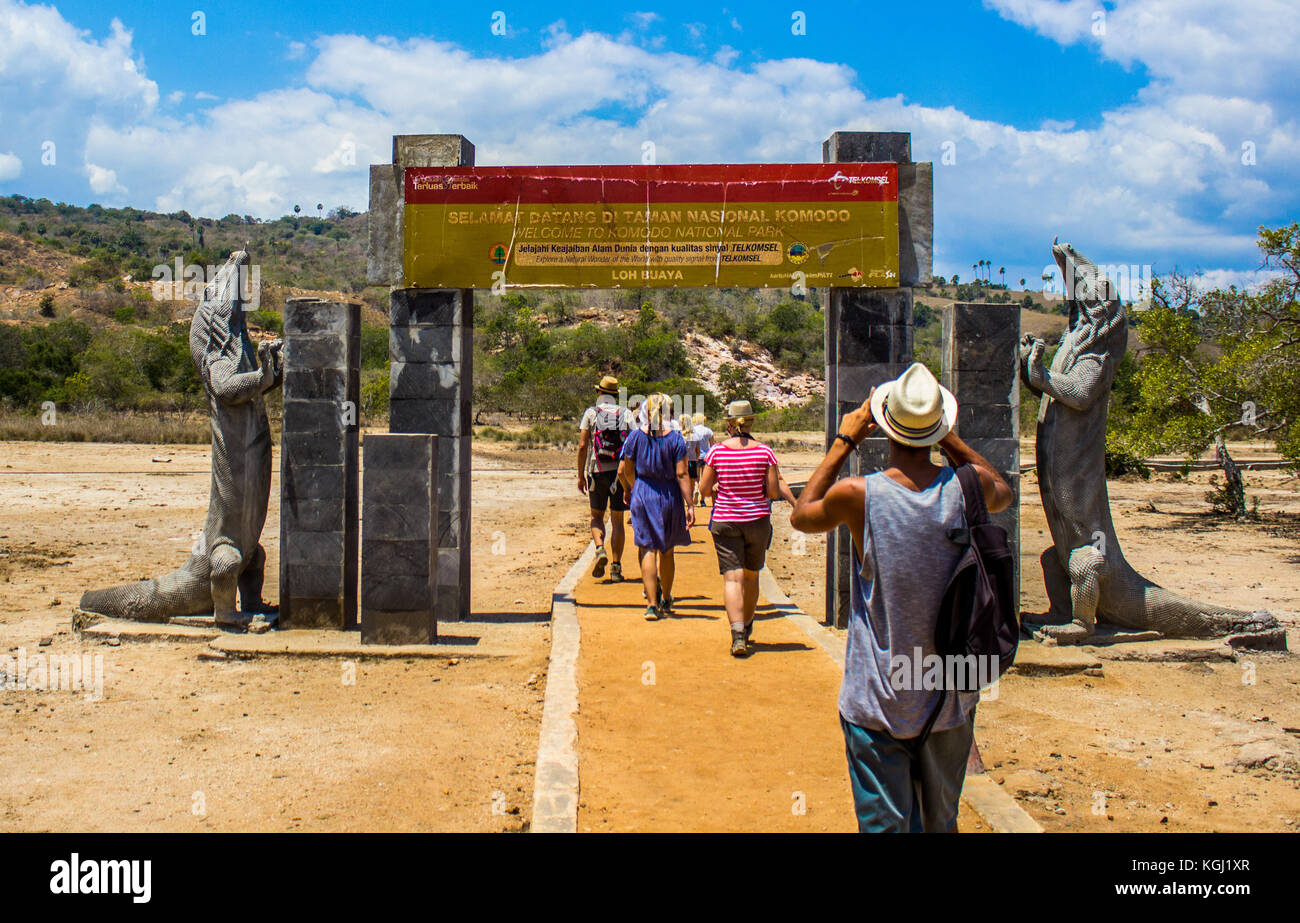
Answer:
[{"xmin": 531, "ymin": 541, "xmax": 596, "ymax": 833}]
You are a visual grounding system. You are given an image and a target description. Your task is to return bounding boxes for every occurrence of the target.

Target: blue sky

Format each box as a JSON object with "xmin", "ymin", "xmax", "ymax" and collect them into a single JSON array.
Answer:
[{"xmin": 1, "ymin": 0, "xmax": 1297, "ymax": 288}]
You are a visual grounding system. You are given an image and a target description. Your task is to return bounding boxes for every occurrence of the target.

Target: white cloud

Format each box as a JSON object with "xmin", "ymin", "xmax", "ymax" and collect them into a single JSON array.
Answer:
[
  {"xmin": 0, "ymin": 152, "xmax": 21, "ymax": 181},
  {"xmin": 85, "ymin": 162, "xmax": 124, "ymax": 196},
  {"xmin": 1187, "ymin": 267, "xmax": 1282, "ymax": 293},
  {"xmin": 0, "ymin": 0, "xmax": 1293, "ymax": 282},
  {"xmin": 985, "ymin": 0, "xmax": 1300, "ymax": 101}
]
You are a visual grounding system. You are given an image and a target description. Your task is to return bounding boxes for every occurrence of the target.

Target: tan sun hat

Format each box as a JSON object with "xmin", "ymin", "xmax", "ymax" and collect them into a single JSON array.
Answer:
[
  {"xmin": 724, "ymin": 400, "xmax": 754, "ymax": 421},
  {"xmin": 869, "ymin": 362, "xmax": 957, "ymax": 447},
  {"xmin": 596, "ymin": 375, "xmax": 619, "ymax": 395}
]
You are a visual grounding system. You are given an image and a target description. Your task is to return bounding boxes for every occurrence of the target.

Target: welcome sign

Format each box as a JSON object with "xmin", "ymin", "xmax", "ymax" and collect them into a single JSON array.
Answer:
[{"xmin": 402, "ymin": 163, "xmax": 899, "ymax": 289}]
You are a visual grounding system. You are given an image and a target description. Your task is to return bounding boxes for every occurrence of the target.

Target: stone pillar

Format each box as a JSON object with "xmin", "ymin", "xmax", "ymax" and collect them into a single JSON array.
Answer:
[
  {"xmin": 279, "ymin": 298, "xmax": 361, "ymax": 629},
  {"xmin": 942, "ymin": 302, "xmax": 1021, "ymax": 602},
  {"xmin": 822, "ymin": 130, "xmax": 932, "ymax": 628},
  {"xmin": 369, "ymin": 134, "xmax": 475, "ymax": 623},
  {"xmin": 362, "ymin": 434, "xmax": 438, "ymax": 644},
  {"xmin": 824, "ymin": 288, "xmax": 914, "ymax": 627},
  {"xmin": 388, "ymin": 289, "xmax": 472, "ymax": 622}
]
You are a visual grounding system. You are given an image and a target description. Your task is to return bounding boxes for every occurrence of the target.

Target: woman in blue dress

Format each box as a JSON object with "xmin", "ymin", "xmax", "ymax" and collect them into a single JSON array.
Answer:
[{"xmin": 618, "ymin": 393, "xmax": 694, "ymax": 620}]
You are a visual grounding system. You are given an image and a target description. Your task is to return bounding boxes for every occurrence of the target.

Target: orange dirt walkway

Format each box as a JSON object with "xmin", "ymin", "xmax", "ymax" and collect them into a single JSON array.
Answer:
[{"xmin": 573, "ymin": 518, "xmax": 857, "ymax": 832}]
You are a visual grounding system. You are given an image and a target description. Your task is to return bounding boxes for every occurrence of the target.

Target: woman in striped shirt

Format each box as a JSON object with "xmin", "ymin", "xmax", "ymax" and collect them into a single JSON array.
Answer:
[{"xmin": 698, "ymin": 400, "xmax": 797, "ymax": 657}]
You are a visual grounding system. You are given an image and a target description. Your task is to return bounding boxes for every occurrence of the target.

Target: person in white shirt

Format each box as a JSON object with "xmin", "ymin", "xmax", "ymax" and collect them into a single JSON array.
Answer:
[{"xmin": 689, "ymin": 412, "xmax": 714, "ymax": 507}]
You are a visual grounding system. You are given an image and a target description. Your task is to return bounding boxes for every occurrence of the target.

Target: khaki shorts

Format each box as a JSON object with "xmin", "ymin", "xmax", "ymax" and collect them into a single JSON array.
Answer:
[{"xmin": 709, "ymin": 517, "xmax": 773, "ymax": 573}]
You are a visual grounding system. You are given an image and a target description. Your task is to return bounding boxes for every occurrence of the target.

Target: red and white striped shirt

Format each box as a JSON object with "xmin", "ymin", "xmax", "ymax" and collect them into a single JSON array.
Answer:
[{"xmin": 705, "ymin": 440, "xmax": 778, "ymax": 522}]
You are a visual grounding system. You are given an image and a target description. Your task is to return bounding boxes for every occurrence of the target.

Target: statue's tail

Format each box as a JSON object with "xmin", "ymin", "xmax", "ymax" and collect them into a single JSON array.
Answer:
[
  {"xmin": 1136, "ymin": 582, "xmax": 1279, "ymax": 640},
  {"xmin": 78, "ymin": 556, "xmax": 210, "ymax": 622}
]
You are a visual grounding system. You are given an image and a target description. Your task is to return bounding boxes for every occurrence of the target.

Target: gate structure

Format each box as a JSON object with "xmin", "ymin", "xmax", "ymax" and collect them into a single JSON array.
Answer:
[{"xmin": 276, "ymin": 130, "xmax": 1017, "ymax": 641}]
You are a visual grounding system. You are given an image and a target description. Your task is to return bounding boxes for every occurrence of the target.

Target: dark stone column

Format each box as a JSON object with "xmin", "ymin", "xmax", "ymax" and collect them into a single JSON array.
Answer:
[
  {"xmin": 822, "ymin": 130, "xmax": 929, "ymax": 628},
  {"xmin": 824, "ymin": 287, "xmax": 914, "ymax": 627},
  {"xmin": 362, "ymin": 434, "xmax": 438, "ymax": 644},
  {"xmin": 381, "ymin": 133, "xmax": 475, "ymax": 623},
  {"xmin": 942, "ymin": 302, "xmax": 1021, "ymax": 602},
  {"xmin": 279, "ymin": 298, "xmax": 361, "ymax": 629},
  {"xmin": 388, "ymin": 289, "xmax": 472, "ymax": 622}
]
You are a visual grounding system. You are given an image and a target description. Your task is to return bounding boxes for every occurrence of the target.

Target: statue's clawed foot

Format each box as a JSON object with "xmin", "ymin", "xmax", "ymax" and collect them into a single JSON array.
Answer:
[
  {"xmin": 1033, "ymin": 620, "xmax": 1095, "ymax": 645},
  {"xmin": 214, "ymin": 610, "xmax": 279, "ymax": 634}
]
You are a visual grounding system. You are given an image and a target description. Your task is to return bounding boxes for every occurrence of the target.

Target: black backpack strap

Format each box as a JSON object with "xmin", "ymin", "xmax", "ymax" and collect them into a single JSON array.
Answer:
[
  {"xmin": 907, "ymin": 688, "xmax": 949, "ymax": 781},
  {"xmin": 954, "ymin": 463, "xmax": 989, "ymax": 527}
]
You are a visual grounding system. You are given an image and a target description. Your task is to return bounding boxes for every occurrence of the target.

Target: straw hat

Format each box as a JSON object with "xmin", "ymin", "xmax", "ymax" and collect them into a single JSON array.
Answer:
[
  {"xmin": 868, "ymin": 363, "xmax": 957, "ymax": 447},
  {"xmin": 596, "ymin": 375, "xmax": 619, "ymax": 395},
  {"xmin": 724, "ymin": 400, "xmax": 754, "ymax": 421}
]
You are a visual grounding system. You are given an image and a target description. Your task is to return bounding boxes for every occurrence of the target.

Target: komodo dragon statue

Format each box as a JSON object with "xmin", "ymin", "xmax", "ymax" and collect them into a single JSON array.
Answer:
[
  {"xmin": 1019, "ymin": 239, "xmax": 1280, "ymax": 646},
  {"xmin": 79, "ymin": 251, "xmax": 283, "ymax": 629}
]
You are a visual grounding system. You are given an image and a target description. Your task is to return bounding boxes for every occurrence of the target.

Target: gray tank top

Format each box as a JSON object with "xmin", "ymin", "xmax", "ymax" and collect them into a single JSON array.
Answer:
[{"xmin": 837, "ymin": 466, "xmax": 979, "ymax": 738}]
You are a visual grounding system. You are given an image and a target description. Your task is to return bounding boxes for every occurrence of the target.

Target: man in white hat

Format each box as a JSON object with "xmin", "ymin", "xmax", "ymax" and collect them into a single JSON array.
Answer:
[{"xmin": 790, "ymin": 362, "xmax": 1013, "ymax": 832}]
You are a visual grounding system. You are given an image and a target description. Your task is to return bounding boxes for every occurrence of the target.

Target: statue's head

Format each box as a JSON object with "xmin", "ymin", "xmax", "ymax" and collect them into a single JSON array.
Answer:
[
  {"xmin": 1053, "ymin": 238, "xmax": 1118, "ymax": 318},
  {"xmin": 1050, "ymin": 237, "xmax": 1127, "ymax": 368},
  {"xmin": 191, "ymin": 250, "xmax": 250, "ymax": 367}
]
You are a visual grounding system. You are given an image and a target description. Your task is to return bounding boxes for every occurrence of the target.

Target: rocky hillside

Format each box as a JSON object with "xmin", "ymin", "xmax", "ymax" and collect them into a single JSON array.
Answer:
[{"xmin": 0, "ymin": 194, "xmax": 1081, "ymax": 426}]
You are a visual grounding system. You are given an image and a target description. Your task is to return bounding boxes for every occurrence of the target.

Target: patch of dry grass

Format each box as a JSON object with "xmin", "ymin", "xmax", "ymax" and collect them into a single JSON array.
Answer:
[{"xmin": 0, "ymin": 410, "xmax": 211, "ymax": 444}]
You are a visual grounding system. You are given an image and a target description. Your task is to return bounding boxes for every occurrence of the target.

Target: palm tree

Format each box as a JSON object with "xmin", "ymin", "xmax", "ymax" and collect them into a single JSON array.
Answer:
[
  {"xmin": 1019, "ymin": 277, "xmax": 1026, "ymax": 289},
  {"xmin": 999, "ymin": 266, "xmax": 1006, "ymax": 286}
]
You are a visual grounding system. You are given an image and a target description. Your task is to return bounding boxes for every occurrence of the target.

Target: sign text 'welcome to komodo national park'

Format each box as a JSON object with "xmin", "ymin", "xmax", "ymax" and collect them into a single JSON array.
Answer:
[{"xmin": 402, "ymin": 164, "xmax": 900, "ymax": 289}]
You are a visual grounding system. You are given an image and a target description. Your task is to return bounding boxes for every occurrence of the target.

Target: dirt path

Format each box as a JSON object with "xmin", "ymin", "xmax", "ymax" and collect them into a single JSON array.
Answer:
[{"xmin": 572, "ymin": 518, "xmax": 990, "ymax": 832}]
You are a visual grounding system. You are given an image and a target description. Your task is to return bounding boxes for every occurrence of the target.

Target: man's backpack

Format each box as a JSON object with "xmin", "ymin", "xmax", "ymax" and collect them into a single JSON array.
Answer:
[
  {"xmin": 909, "ymin": 463, "xmax": 1018, "ymax": 765},
  {"xmin": 936, "ymin": 463, "xmax": 1019, "ymax": 688},
  {"xmin": 591, "ymin": 406, "xmax": 626, "ymax": 464}
]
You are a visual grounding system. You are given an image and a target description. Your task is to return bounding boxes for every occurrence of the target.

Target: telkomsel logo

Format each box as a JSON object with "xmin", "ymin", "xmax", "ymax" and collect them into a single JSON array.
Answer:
[{"xmin": 49, "ymin": 854, "xmax": 151, "ymax": 903}]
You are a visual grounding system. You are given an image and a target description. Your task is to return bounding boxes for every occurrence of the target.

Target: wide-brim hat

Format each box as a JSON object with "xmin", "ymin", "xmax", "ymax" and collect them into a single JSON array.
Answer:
[
  {"xmin": 724, "ymin": 400, "xmax": 754, "ymax": 420},
  {"xmin": 869, "ymin": 363, "xmax": 957, "ymax": 447},
  {"xmin": 596, "ymin": 375, "xmax": 619, "ymax": 395}
]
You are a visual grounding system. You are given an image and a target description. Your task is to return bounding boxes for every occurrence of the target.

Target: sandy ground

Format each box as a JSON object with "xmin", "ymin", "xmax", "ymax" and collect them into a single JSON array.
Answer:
[
  {"xmin": 766, "ymin": 441, "xmax": 1300, "ymax": 833},
  {"xmin": 2, "ymin": 436, "xmax": 1297, "ymax": 832},
  {"xmin": 0, "ymin": 439, "xmax": 586, "ymax": 832}
]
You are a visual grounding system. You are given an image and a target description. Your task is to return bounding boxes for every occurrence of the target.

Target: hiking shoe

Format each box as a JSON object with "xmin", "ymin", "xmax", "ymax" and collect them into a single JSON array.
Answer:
[
  {"xmin": 609, "ymin": 561, "xmax": 623, "ymax": 582},
  {"xmin": 644, "ymin": 605, "xmax": 660, "ymax": 622},
  {"xmin": 592, "ymin": 546, "xmax": 607, "ymax": 579},
  {"xmin": 658, "ymin": 593, "xmax": 674, "ymax": 618},
  {"xmin": 730, "ymin": 630, "xmax": 749, "ymax": 657}
]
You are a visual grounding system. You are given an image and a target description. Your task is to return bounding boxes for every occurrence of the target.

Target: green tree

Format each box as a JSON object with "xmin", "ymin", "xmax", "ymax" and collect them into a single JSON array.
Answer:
[
  {"xmin": 1111, "ymin": 223, "xmax": 1300, "ymax": 518},
  {"xmin": 716, "ymin": 363, "xmax": 757, "ymax": 407}
]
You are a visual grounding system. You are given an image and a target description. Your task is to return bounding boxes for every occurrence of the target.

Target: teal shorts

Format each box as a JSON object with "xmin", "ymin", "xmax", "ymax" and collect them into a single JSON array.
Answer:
[{"xmin": 840, "ymin": 709, "xmax": 976, "ymax": 833}]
